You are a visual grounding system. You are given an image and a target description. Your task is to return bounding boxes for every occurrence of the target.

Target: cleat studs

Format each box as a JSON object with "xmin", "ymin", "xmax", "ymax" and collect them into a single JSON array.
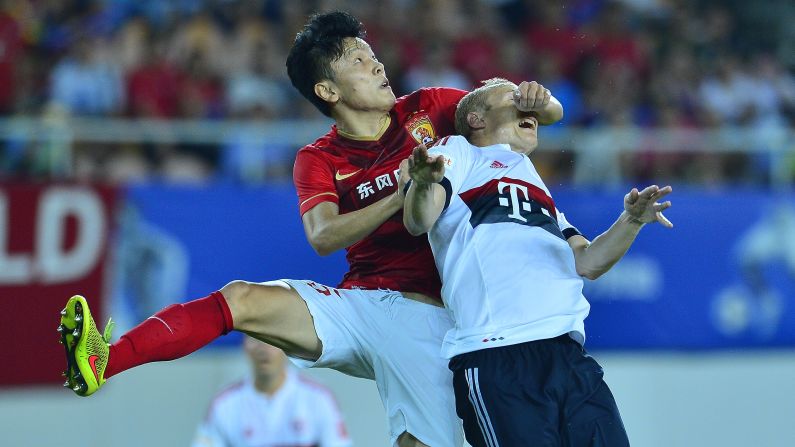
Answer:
[
  {"xmin": 57, "ymin": 325, "xmax": 64, "ymax": 333},
  {"xmin": 73, "ymin": 384, "xmax": 81, "ymax": 392},
  {"xmin": 61, "ymin": 371, "xmax": 67, "ymax": 377},
  {"xmin": 74, "ymin": 315, "xmax": 82, "ymax": 322},
  {"xmin": 60, "ymin": 308, "xmax": 67, "ymax": 316},
  {"xmin": 63, "ymin": 380, "xmax": 71, "ymax": 387},
  {"xmin": 72, "ymin": 328, "xmax": 79, "ymax": 337}
]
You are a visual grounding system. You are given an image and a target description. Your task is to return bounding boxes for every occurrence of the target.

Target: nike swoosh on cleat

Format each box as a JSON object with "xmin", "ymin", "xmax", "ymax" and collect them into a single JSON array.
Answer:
[
  {"xmin": 335, "ymin": 169, "xmax": 362, "ymax": 181},
  {"xmin": 88, "ymin": 355, "xmax": 101, "ymax": 383}
]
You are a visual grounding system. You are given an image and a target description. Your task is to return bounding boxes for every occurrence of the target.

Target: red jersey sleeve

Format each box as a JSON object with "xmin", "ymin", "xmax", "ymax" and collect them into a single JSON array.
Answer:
[
  {"xmin": 293, "ymin": 146, "xmax": 339, "ymax": 215},
  {"xmin": 425, "ymin": 87, "xmax": 467, "ymax": 127}
]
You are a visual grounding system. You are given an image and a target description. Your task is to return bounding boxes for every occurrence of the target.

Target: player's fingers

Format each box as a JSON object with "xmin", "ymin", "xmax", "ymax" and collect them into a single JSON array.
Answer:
[
  {"xmin": 654, "ymin": 185, "xmax": 673, "ymax": 200},
  {"xmin": 414, "ymin": 144, "xmax": 428, "ymax": 158},
  {"xmin": 542, "ymin": 88, "xmax": 551, "ymax": 106},
  {"xmin": 533, "ymin": 84, "xmax": 546, "ymax": 109},
  {"xmin": 639, "ymin": 185, "xmax": 659, "ymax": 199},
  {"xmin": 521, "ymin": 81, "xmax": 537, "ymax": 109},
  {"xmin": 656, "ymin": 211, "xmax": 674, "ymax": 228},
  {"xmin": 525, "ymin": 81, "xmax": 540, "ymax": 108},
  {"xmin": 627, "ymin": 188, "xmax": 639, "ymax": 204},
  {"xmin": 654, "ymin": 201, "xmax": 672, "ymax": 212}
]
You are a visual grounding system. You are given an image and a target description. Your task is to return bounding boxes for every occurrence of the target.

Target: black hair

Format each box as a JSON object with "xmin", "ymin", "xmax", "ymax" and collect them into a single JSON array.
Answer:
[{"xmin": 286, "ymin": 11, "xmax": 366, "ymax": 117}]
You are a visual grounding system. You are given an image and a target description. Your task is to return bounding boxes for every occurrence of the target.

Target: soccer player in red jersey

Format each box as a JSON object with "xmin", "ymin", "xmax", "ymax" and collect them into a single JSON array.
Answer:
[{"xmin": 57, "ymin": 11, "xmax": 562, "ymax": 447}]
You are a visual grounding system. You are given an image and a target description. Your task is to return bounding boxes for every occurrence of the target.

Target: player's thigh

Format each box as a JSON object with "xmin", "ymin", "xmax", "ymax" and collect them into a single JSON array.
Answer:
[
  {"xmin": 563, "ymin": 378, "xmax": 629, "ymax": 447},
  {"xmin": 220, "ymin": 279, "xmax": 321, "ymax": 360},
  {"xmin": 562, "ymin": 348, "xmax": 629, "ymax": 447},
  {"xmin": 373, "ymin": 297, "xmax": 464, "ymax": 447},
  {"xmin": 450, "ymin": 348, "xmax": 560, "ymax": 447}
]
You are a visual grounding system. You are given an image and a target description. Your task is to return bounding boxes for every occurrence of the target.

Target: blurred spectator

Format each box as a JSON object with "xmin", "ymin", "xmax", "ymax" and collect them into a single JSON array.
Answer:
[
  {"xmin": 179, "ymin": 49, "xmax": 224, "ymax": 119},
  {"xmin": 403, "ymin": 38, "xmax": 470, "ymax": 92},
  {"xmin": 192, "ymin": 336, "xmax": 351, "ymax": 447},
  {"xmin": 49, "ymin": 36, "xmax": 124, "ymax": 116},
  {"xmin": 126, "ymin": 33, "xmax": 185, "ymax": 118},
  {"xmin": 0, "ymin": 0, "xmax": 791, "ymax": 186},
  {"xmin": 698, "ymin": 54, "xmax": 755, "ymax": 126},
  {"xmin": 225, "ymin": 32, "xmax": 291, "ymax": 118},
  {"xmin": 0, "ymin": 3, "xmax": 22, "ymax": 115}
]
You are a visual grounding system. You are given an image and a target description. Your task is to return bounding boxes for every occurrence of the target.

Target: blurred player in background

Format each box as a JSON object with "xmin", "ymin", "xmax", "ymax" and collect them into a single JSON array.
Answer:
[
  {"xmin": 57, "ymin": 11, "xmax": 561, "ymax": 447},
  {"xmin": 192, "ymin": 336, "xmax": 350, "ymax": 447},
  {"xmin": 403, "ymin": 78, "xmax": 673, "ymax": 446}
]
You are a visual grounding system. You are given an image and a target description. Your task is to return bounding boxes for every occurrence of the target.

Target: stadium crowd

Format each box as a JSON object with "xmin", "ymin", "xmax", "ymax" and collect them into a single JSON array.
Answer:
[{"xmin": 0, "ymin": 0, "xmax": 793, "ymax": 184}]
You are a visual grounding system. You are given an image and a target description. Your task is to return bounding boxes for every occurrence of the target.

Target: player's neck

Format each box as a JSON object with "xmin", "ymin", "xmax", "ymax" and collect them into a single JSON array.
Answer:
[
  {"xmin": 334, "ymin": 109, "xmax": 391, "ymax": 141},
  {"xmin": 467, "ymin": 133, "xmax": 494, "ymax": 148},
  {"xmin": 469, "ymin": 133, "xmax": 532, "ymax": 155},
  {"xmin": 253, "ymin": 370, "xmax": 287, "ymax": 396}
]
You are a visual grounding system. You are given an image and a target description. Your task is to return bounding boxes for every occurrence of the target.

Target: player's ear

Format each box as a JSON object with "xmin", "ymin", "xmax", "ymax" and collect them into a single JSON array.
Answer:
[
  {"xmin": 314, "ymin": 81, "xmax": 339, "ymax": 105},
  {"xmin": 466, "ymin": 111, "xmax": 486, "ymax": 131}
]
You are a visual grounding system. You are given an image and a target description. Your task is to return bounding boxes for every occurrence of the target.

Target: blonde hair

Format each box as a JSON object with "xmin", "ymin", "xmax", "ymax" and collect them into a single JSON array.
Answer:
[{"xmin": 454, "ymin": 78, "xmax": 515, "ymax": 138}]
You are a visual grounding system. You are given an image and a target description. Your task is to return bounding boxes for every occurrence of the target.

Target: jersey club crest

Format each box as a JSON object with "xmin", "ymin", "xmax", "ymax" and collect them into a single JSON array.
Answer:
[{"xmin": 405, "ymin": 112, "xmax": 437, "ymax": 145}]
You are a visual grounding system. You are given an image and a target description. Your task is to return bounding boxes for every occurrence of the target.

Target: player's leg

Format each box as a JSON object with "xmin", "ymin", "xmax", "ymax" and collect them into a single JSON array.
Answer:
[
  {"xmin": 221, "ymin": 280, "xmax": 321, "ymax": 360},
  {"xmin": 59, "ymin": 279, "xmax": 320, "ymax": 396},
  {"xmin": 396, "ymin": 432, "xmax": 428, "ymax": 447},
  {"xmin": 368, "ymin": 296, "xmax": 465, "ymax": 447},
  {"xmin": 276, "ymin": 283, "xmax": 464, "ymax": 446},
  {"xmin": 560, "ymin": 348, "xmax": 629, "ymax": 447},
  {"xmin": 449, "ymin": 342, "xmax": 561, "ymax": 447}
]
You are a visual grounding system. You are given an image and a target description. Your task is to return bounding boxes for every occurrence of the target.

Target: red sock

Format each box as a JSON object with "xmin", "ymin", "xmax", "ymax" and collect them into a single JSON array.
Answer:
[{"xmin": 104, "ymin": 291, "xmax": 234, "ymax": 379}]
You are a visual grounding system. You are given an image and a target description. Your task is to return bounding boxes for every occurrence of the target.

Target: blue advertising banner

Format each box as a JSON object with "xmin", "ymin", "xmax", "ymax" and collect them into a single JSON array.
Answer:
[{"xmin": 116, "ymin": 184, "xmax": 795, "ymax": 350}]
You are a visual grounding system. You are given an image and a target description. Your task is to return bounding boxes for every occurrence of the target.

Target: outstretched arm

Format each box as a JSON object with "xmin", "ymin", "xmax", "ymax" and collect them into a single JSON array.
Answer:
[
  {"xmin": 403, "ymin": 145, "xmax": 447, "ymax": 236},
  {"xmin": 570, "ymin": 185, "xmax": 673, "ymax": 280}
]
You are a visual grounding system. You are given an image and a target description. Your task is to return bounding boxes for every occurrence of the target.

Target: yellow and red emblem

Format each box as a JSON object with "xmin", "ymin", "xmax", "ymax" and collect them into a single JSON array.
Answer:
[{"xmin": 405, "ymin": 112, "xmax": 437, "ymax": 146}]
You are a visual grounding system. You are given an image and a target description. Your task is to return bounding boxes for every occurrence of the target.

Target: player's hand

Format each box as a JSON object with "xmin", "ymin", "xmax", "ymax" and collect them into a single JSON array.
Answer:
[
  {"xmin": 407, "ymin": 144, "xmax": 445, "ymax": 185},
  {"xmin": 513, "ymin": 81, "xmax": 551, "ymax": 112},
  {"xmin": 397, "ymin": 158, "xmax": 411, "ymax": 198},
  {"xmin": 624, "ymin": 185, "xmax": 673, "ymax": 228}
]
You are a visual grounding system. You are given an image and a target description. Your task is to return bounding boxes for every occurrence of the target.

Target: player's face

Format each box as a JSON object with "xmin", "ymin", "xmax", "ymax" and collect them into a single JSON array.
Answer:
[
  {"xmin": 328, "ymin": 38, "xmax": 395, "ymax": 114},
  {"xmin": 244, "ymin": 336, "xmax": 287, "ymax": 378},
  {"xmin": 481, "ymin": 84, "xmax": 539, "ymax": 154}
]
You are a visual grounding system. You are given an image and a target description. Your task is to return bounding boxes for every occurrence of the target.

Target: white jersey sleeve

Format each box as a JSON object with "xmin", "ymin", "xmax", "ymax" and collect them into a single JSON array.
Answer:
[
  {"xmin": 428, "ymin": 135, "xmax": 473, "ymax": 207},
  {"xmin": 556, "ymin": 208, "xmax": 584, "ymax": 240}
]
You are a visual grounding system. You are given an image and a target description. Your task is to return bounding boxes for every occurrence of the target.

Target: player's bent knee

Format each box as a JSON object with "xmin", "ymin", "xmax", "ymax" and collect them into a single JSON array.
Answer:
[
  {"xmin": 220, "ymin": 280, "xmax": 296, "ymax": 330},
  {"xmin": 397, "ymin": 432, "xmax": 429, "ymax": 447},
  {"xmin": 220, "ymin": 280, "xmax": 261, "ymax": 326}
]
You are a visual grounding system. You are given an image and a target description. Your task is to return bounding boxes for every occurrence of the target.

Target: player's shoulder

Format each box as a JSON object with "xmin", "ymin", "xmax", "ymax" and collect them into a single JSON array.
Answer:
[
  {"xmin": 395, "ymin": 87, "xmax": 468, "ymax": 111},
  {"xmin": 295, "ymin": 131, "xmax": 342, "ymax": 168},
  {"xmin": 429, "ymin": 135, "xmax": 470, "ymax": 154},
  {"xmin": 297, "ymin": 129, "xmax": 337, "ymax": 155}
]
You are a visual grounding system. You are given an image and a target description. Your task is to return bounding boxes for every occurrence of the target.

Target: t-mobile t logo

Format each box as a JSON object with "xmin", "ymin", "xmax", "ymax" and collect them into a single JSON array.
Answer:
[{"xmin": 497, "ymin": 180, "xmax": 550, "ymax": 222}]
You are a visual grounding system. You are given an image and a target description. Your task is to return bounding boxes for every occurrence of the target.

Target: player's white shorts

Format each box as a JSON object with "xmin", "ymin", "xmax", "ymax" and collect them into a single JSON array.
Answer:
[{"xmin": 281, "ymin": 279, "xmax": 464, "ymax": 447}]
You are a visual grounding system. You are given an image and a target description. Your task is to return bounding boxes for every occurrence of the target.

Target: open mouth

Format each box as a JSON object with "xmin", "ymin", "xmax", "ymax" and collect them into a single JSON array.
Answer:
[{"xmin": 518, "ymin": 117, "xmax": 537, "ymax": 130}]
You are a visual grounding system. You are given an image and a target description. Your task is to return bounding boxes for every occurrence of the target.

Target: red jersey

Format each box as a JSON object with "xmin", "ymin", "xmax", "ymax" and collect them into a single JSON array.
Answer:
[{"xmin": 293, "ymin": 87, "xmax": 467, "ymax": 301}]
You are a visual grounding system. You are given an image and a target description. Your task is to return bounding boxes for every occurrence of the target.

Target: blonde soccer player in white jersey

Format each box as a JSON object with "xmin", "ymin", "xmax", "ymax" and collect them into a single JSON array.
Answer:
[{"xmin": 403, "ymin": 78, "xmax": 673, "ymax": 447}]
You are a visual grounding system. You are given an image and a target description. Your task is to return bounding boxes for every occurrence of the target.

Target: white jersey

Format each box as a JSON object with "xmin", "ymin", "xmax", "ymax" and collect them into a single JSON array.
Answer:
[
  {"xmin": 192, "ymin": 370, "xmax": 351, "ymax": 447},
  {"xmin": 426, "ymin": 135, "xmax": 590, "ymax": 359}
]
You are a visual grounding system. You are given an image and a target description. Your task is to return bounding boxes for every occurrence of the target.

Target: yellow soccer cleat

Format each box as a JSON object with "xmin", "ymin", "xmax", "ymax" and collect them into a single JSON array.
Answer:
[{"xmin": 58, "ymin": 295, "xmax": 114, "ymax": 397}]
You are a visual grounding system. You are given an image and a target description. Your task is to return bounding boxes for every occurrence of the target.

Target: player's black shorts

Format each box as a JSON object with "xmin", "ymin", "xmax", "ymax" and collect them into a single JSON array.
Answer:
[{"xmin": 449, "ymin": 334, "xmax": 630, "ymax": 447}]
